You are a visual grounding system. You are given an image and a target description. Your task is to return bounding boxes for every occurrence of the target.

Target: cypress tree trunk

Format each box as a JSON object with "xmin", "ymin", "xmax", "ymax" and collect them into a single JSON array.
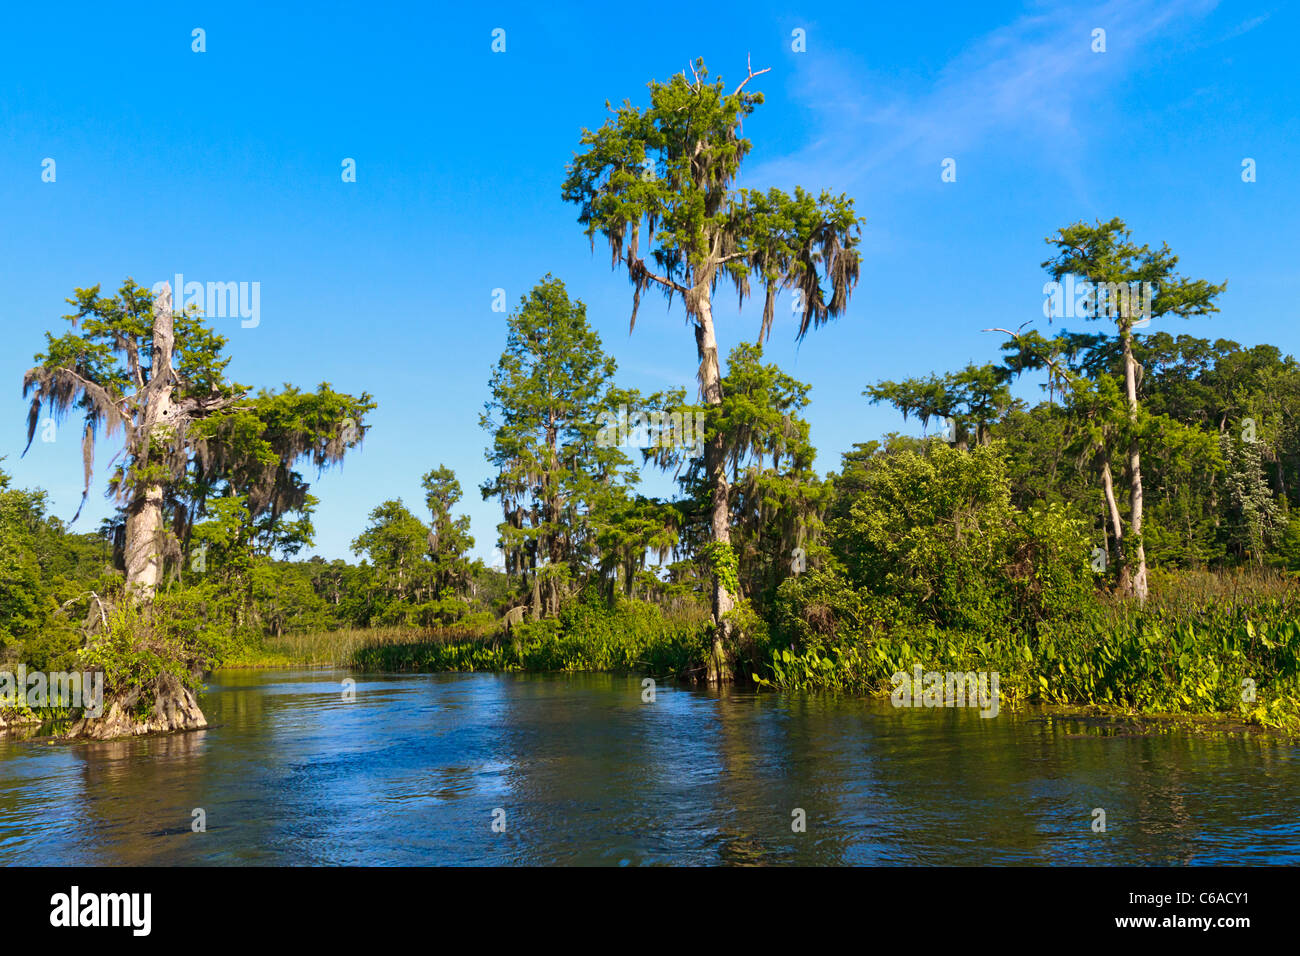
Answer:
[
  {"xmin": 123, "ymin": 289, "xmax": 176, "ymax": 604},
  {"xmin": 1121, "ymin": 330, "xmax": 1149, "ymax": 603},
  {"xmin": 123, "ymin": 483, "xmax": 165, "ymax": 601},
  {"xmin": 1100, "ymin": 456, "xmax": 1131, "ymax": 592},
  {"xmin": 691, "ymin": 284, "xmax": 735, "ymax": 683}
]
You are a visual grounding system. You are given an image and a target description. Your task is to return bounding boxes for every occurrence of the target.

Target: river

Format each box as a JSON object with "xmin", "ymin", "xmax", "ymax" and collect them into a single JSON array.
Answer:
[{"xmin": 2, "ymin": 668, "xmax": 1297, "ymax": 865}]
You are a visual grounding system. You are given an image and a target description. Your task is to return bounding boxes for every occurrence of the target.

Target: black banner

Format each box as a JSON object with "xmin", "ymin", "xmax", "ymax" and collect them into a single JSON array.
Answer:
[{"xmin": 2, "ymin": 865, "xmax": 1273, "ymax": 942}]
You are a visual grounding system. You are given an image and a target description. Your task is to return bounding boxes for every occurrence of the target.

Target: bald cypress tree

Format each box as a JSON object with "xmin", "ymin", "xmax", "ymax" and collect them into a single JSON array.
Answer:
[
  {"xmin": 1042, "ymin": 219, "xmax": 1225, "ymax": 602},
  {"xmin": 480, "ymin": 276, "xmax": 636, "ymax": 618},
  {"xmin": 21, "ymin": 279, "xmax": 372, "ymax": 735},
  {"xmin": 563, "ymin": 58, "xmax": 864, "ymax": 680}
]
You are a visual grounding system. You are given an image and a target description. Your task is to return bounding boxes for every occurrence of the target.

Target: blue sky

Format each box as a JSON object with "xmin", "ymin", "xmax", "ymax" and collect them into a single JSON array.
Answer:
[{"xmin": 1, "ymin": 0, "xmax": 1294, "ymax": 563}]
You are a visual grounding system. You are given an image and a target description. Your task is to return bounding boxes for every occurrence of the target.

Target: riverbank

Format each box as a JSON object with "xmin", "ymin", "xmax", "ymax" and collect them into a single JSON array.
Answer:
[{"xmin": 208, "ymin": 581, "xmax": 1300, "ymax": 736}]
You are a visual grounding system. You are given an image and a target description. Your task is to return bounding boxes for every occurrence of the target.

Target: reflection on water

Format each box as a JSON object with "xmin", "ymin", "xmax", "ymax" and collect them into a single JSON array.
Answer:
[{"xmin": 1, "ymin": 669, "xmax": 1297, "ymax": 865}]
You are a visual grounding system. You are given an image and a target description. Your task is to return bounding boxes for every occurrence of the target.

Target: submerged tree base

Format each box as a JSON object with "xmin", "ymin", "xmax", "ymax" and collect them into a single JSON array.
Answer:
[{"xmin": 64, "ymin": 672, "xmax": 207, "ymax": 740}]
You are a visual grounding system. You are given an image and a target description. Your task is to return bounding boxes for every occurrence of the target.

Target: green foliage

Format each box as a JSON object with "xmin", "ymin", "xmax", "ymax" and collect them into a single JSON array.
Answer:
[
  {"xmin": 700, "ymin": 541, "xmax": 740, "ymax": 598},
  {"xmin": 1219, "ymin": 431, "xmax": 1283, "ymax": 565},
  {"xmin": 186, "ymin": 382, "xmax": 375, "ymax": 539},
  {"xmin": 20, "ymin": 278, "xmax": 373, "ymax": 596},
  {"xmin": 809, "ymin": 441, "xmax": 1094, "ymax": 635},
  {"xmin": 481, "ymin": 276, "xmax": 637, "ymax": 613},
  {"xmin": 0, "ymin": 462, "xmax": 107, "ymax": 670},
  {"xmin": 351, "ymin": 593, "xmax": 710, "ymax": 679},
  {"xmin": 867, "ymin": 362, "xmax": 1013, "ymax": 448},
  {"xmin": 645, "ymin": 344, "xmax": 830, "ymax": 613},
  {"xmin": 758, "ymin": 582, "xmax": 1300, "ymax": 732},
  {"xmin": 348, "ymin": 469, "xmax": 484, "ymax": 629},
  {"xmin": 1043, "ymin": 217, "xmax": 1227, "ymax": 333},
  {"xmin": 79, "ymin": 600, "xmax": 210, "ymax": 709},
  {"xmin": 562, "ymin": 59, "xmax": 862, "ymax": 340}
]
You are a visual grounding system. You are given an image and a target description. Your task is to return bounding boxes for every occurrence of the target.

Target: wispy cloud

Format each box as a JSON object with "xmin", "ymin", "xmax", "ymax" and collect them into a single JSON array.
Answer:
[
  {"xmin": 1218, "ymin": 11, "xmax": 1270, "ymax": 40},
  {"xmin": 745, "ymin": 0, "xmax": 1220, "ymax": 193}
]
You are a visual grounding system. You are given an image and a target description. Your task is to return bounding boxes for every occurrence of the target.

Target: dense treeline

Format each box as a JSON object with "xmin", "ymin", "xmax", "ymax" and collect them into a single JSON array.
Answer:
[
  {"xmin": 0, "ymin": 456, "xmax": 509, "ymax": 672},
  {"xmin": 6, "ymin": 236, "xmax": 1300, "ymax": 728},
  {"xmin": 4, "ymin": 59, "xmax": 1300, "ymax": 735}
]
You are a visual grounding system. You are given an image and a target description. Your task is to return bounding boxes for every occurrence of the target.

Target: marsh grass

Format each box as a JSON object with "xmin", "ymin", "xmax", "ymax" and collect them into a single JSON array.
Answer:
[
  {"xmin": 225, "ymin": 623, "xmax": 494, "ymax": 668},
  {"xmin": 349, "ymin": 599, "xmax": 711, "ymax": 678},
  {"xmin": 1141, "ymin": 566, "xmax": 1299, "ymax": 614},
  {"xmin": 759, "ymin": 569, "xmax": 1300, "ymax": 731}
]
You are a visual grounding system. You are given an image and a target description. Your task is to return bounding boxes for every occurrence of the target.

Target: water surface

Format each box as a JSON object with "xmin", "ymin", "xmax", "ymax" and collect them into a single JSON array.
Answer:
[{"xmin": 1, "ymin": 669, "xmax": 1296, "ymax": 865}]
